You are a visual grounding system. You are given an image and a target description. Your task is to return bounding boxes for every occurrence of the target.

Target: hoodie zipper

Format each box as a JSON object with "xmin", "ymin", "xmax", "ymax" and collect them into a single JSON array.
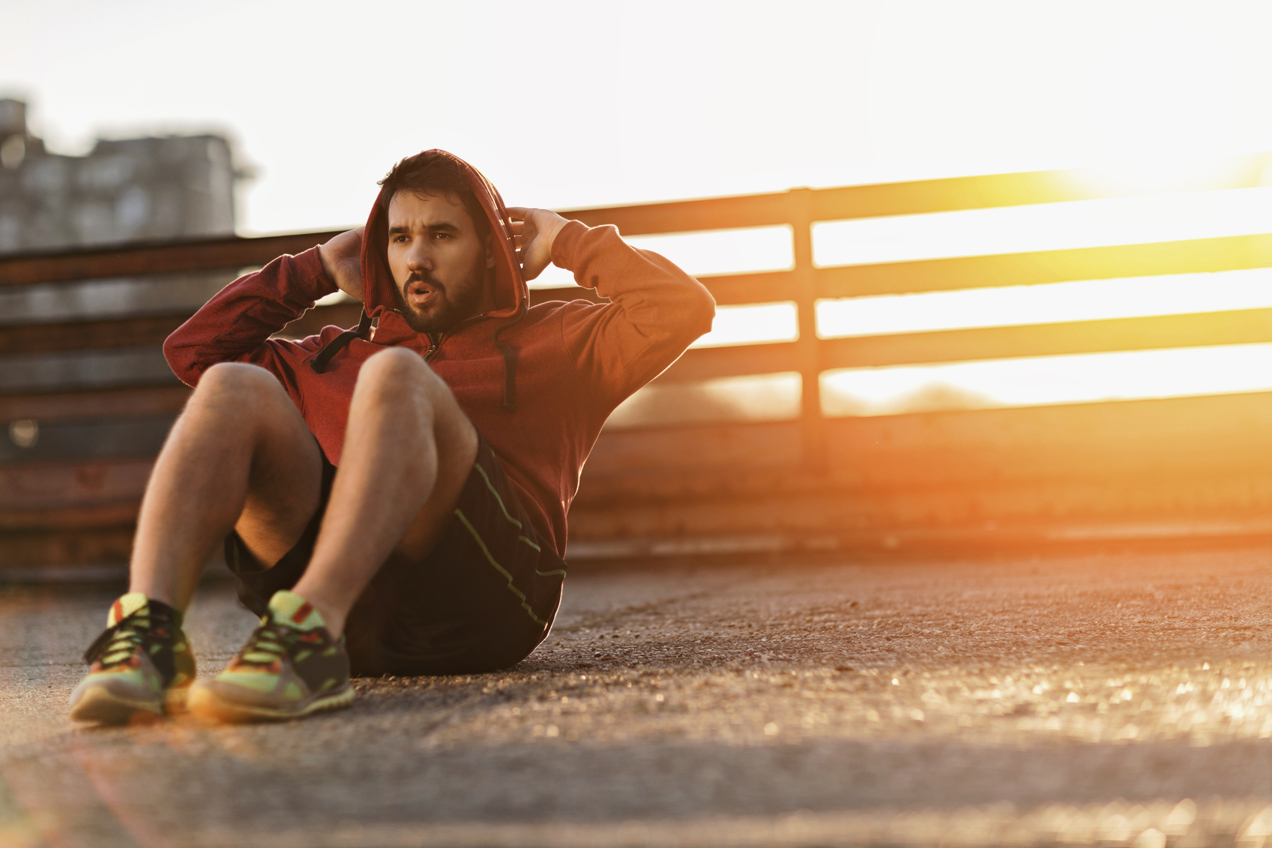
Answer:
[{"xmin": 421, "ymin": 309, "xmax": 493, "ymax": 362}]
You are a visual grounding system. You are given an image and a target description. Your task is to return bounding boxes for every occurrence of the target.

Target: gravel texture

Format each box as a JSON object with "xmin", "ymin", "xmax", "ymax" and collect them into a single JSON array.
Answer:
[{"xmin": 2, "ymin": 545, "xmax": 1272, "ymax": 846}]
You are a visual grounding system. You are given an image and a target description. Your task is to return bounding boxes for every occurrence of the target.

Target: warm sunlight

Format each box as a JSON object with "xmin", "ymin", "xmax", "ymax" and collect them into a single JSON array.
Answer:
[
  {"xmin": 1078, "ymin": 22, "xmax": 1246, "ymax": 194},
  {"xmin": 815, "ymin": 269, "xmax": 1272, "ymax": 338},
  {"xmin": 596, "ymin": 178, "xmax": 1272, "ymax": 425},
  {"xmin": 820, "ymin": 343, "xmax": 1272, "ymax": 417},
  {"xmin": 810, "ymin": 187, "xmax": 1272, "ymax": 269},
  {"xmin": 696, "ymin": 303, "xmax": 798, "ymax": 349},
  {"xmin": 14, "ymin": 8, "xmax": 1272, "ymax": 840}
]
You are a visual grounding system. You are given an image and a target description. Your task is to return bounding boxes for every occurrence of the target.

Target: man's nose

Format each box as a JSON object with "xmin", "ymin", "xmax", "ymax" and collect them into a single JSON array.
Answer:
[{"xmin": 406, "ymin": 239, "xmax": 434, "ymax": 270}]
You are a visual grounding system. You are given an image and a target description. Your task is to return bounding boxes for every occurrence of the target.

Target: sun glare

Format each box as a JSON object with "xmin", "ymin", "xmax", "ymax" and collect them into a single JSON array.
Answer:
[
  {"xmin": 542, "ymin": 73, "xmax": 1272, "ymax": 425},
  {"xmin": 811, "ymin": 187, "xmax": 1272, "ymax": 269},
  {"xmin": 693, "ymin": 302, "xmax": 797, "ymax": 349},
  {"xmin": 606, "ymin": 337, "xmax": 1272, "ymax": 430},
  {"xmin": 820, "ymin": 343, "xmax": 1272, "ymax": 418},
  {"xmin": 593, "ymin": 174, "xmax": 1272, "ymax": 424},
  {"xmin": 1080, "ymin": 22, "xmax": 1244, "ymax": 193},
  {"xmin": 606, "ymin": 372, "xmax": 802, "ymax": 430},
  {"xmin": 816, "ymin": 268, "xmax": 1272, "ymax": 339}
]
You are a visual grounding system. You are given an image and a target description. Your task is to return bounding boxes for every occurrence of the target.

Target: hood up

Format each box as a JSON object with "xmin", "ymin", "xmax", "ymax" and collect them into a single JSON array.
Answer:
[
  {"xmin": 310, "ymin": 151, "xmax": 530, "ymax": 410},
  {"xmin": 360, "ymin": 149, "xmax": 527, "ymax": 323}
]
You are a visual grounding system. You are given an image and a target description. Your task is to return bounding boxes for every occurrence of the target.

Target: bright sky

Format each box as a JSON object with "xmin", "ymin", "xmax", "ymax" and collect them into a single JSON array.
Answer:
[
  {"xmin": 8, "ymin": 0, "xmax": 1272, "ymax": 421},
  {"xmin": 8, "ymin": 0, "xmax": 1272, "ymax": 233}
]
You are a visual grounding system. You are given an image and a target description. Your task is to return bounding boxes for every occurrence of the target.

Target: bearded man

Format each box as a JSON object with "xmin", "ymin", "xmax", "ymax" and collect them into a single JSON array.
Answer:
[{"xmin": 69, "ymin": 150, "xmax": 714, "ymax": 724}]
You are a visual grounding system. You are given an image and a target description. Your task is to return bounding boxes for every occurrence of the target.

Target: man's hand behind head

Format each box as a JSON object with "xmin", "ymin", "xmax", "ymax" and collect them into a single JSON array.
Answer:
[
  {"xmin": 507, "ymin": 207, "xmax": 568, "ymax": 281},
  {"xmin": 318, "ymin": 227, "xmax": 366, "ymax": 302}
]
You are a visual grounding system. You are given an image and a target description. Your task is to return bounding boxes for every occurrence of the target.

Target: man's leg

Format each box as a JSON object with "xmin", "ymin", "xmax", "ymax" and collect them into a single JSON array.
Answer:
[
  {"xmin": 70, "ymin": 363, "xmax": 324, "ymax": 724},
  {"xmin": 132, "ymin": 362, "xmax": 326, "ymax": 609},
  {"xmin": 293, "ymin": 347, "xmax": 479, "ymax": 638},
  {"xmin": 190, "ymin": 348, "xmax": 478, "ymax": 721}
]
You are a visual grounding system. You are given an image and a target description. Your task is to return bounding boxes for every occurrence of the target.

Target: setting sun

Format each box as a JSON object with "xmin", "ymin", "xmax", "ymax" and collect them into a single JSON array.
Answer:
[{"xmin": 600, "ymin": 169, "xmax": 1272, "ymax": 428}]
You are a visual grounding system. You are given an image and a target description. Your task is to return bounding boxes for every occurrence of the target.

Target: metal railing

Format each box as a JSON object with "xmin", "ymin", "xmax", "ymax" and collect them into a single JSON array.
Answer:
[{"xmin": 4, "ymin": 155, "xmax": 1272, "ymax": 570}]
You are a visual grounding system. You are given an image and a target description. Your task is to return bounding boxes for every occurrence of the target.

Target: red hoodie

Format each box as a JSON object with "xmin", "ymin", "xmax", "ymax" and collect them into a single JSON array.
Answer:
[{"xmin": 165, "ymin": 150, "xmax": 715, "ymax": 554}]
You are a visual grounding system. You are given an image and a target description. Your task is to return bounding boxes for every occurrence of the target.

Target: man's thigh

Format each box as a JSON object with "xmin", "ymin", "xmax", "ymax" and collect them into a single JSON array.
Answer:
[
  {"xmin": 384, "ymin": 358, "xmax": 481, "ymax": 562},
  {"xmin": 224, "ymin": 369, "xmax": 326, "ymax": 568},
  {"xmin": 346, "ymin": 436, "xmax": 566, "ymax": 676},
  {"xmin": 228, "ymin": 356, "xmax": 482, "ymax": 616}
]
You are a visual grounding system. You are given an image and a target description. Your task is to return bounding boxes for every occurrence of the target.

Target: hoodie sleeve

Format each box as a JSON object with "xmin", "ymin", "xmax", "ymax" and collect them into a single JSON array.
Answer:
[
  {"xmin": 552, "ymin": 221, "xmax": 716, "ymax": 406},
  {"xmin": 164, "ymin": 246, "xmax": 338, "ymax": 386}
]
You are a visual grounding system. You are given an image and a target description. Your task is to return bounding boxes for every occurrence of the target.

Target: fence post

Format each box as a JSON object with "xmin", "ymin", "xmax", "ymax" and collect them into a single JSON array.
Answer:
[{"xmin": 789, "ymin": 187, "xmax": 827, "ymax": 473}]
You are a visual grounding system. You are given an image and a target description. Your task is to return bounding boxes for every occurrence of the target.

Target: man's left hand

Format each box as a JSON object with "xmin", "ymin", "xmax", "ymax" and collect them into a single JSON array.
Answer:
[{"xmin": 507, "ymin": 207, "xmax": 569, "ymax": 281}]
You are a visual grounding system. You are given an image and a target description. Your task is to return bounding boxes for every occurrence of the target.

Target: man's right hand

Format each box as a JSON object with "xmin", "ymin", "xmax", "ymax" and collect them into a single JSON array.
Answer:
[{"xmin": 318, "ymin": 227, "xmax": 365, "ymax": 302}]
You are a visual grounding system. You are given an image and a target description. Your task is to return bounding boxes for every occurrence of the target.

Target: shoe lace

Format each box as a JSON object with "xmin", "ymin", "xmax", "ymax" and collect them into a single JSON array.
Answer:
[
  {"xmin": 82, "ymin": 612, "xmax": 162, "ymax": 667},
  {"xmin": 234, "ymin": 620, "xmax": 305, "ymax": 669}
]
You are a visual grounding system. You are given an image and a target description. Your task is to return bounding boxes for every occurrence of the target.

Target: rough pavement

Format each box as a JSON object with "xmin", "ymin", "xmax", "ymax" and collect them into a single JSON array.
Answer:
[{"xmin": 3, "ymin": 545, "xmax": 1272, "ymax": 847}]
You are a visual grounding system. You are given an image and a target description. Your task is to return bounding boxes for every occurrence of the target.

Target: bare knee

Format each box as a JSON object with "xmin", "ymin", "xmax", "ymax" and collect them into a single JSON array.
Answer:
[
  {"xmin": 193, "ymin": 362, "xmax": 286, "ymax": 402},
  {"xmin": 184, "ymin": 363, "xmax": 295, "ymax": 431},
  {"xmin": 356, "ymin": 349, "xmax": 446, "ymax": 410},
  {"xmin": 353, "ymin": 349, "xmax": 473, "ymax": 449},
  {"xmin": 359, "ymin": 348, "xmax": 432, "ymax": 384}
]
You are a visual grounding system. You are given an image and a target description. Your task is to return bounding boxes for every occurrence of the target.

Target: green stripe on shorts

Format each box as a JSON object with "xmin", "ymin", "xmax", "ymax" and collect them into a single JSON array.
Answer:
[{"xmin": 454, "ymin": 508, "xmax": 548, "ymax": 628}]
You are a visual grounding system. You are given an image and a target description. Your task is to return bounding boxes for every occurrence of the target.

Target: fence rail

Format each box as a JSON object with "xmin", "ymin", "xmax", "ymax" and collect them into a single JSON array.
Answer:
[{"xmin": 3, "ymin": 156, "xmax": 1272, "ymax": 572}]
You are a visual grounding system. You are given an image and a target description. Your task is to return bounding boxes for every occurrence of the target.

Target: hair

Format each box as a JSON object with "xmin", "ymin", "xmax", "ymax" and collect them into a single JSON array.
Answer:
[{"xmin": 377, "ymin": 153, "xmax": 490, "ymax": 243}]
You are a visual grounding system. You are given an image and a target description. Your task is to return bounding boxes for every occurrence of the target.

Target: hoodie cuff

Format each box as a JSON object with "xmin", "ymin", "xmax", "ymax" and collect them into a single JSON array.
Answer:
[
  {"xmin": 292, "ymin": 246, "xmax": 340, "ymax": 300},
  {"xmin": 549, "ymin": 220, "xmax": 590, "ymax": 277}
]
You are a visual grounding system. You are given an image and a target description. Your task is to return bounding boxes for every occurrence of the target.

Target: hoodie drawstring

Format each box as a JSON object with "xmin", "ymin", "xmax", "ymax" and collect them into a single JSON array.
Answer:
[
  {"xmin": 493, "ymin": 304, "xmax": 528, "ymax": 412},
  {"xmin": 310, "ymin": 309, "xmax": 374, "ymax": 373},
  {"xmin": 308, "ymin": 305, "xmax": 525, "ymax": 413}
]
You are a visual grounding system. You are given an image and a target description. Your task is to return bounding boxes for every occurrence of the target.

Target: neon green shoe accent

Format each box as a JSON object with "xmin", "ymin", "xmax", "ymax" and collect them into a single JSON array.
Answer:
[
  {"xmin": 189, "ymin": 590, "xmax": 351, "ymax": 724},
  {"xmin": 213, "ymin": 670, "xmax": 286, "ymax": 693},
  {"xmin": 107, "ymin": 592, "xmax": 149, "ymax": 627},
  {"xmin": 268, "ymin": 590, "xmax": 327, "ymax": 631},
  {"xmin": 70, "ymin": 594, "xmax": 196, "ymax": 725}
]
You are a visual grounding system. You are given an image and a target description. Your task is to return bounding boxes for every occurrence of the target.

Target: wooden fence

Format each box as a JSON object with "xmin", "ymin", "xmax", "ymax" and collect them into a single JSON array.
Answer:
[{"xmin": 4, "ymin": 158, "xmax": 1272, "ymax": 574}]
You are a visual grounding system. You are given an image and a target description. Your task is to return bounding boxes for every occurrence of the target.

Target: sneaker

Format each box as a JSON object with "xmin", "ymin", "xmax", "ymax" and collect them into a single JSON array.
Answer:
[
  {"xmin": 68, "ymin": 592, "xmax": 196, "ymax": 724},
  {"xmin": 188, "ymin": 590, "xmax": 353, "ymax": 723}
]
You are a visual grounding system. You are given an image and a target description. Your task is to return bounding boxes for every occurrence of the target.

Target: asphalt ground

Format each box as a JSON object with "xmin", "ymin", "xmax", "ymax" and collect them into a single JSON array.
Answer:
[{"xmin": 3, "ymin": 544, "xmax": 1272, "ymax": 847}]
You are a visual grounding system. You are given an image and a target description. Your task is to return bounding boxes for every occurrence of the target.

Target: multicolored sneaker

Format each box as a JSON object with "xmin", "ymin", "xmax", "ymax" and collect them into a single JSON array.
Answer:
[
  {"xmin": 68, "ymin": 592, "xmax": 196, "ymax": 724},
  {"xmin": 188, "ymin": 590, "xmax": 353, "ymax": 723}
]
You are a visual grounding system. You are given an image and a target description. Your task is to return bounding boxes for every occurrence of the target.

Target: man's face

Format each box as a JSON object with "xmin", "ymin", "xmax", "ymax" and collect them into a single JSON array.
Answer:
[{"xmin": 386, "ymin": 190, "xmax": 493, "ymax": 335}]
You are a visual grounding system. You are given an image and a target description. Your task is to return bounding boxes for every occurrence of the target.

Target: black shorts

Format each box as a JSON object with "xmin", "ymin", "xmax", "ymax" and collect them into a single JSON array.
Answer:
[{"xmin": 224, "ymin": 436, "xmax": 566, "ymax": 677}]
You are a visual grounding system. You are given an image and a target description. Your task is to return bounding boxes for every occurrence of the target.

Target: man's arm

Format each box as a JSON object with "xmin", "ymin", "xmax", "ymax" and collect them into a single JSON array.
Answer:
[
  {"xmin": 508, "ymin": 207, "xmax": 570, "ymax": 282},
  {"xmin": 164, "ymin": 231, "xmax": 358, "ymax": 387},
  {"xmin": 317, "ymin": 226, "xmax": 365, "ymax": 300},
  {"xmin": 508, "ymin": 206, "xmax": 715, "ymax": 405}
]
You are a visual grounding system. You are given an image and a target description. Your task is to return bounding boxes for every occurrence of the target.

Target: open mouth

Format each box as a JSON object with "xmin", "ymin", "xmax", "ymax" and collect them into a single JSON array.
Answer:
[{"xmin": 405, "ymin": 280, "xmax": 442, "ymax": 307}]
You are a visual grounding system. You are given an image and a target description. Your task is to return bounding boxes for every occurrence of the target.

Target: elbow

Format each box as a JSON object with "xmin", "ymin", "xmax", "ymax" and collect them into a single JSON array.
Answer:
[
  {"xmin": 162, "ymin": 329, "xmax": 199, "ymax": 387},
  {"xmin": 687, "ymin": 281, "xmax": 716, "ymax": 340},
  {"xmin": 162, "ymin": 330, "xmax": 185, "ymax": 373}
]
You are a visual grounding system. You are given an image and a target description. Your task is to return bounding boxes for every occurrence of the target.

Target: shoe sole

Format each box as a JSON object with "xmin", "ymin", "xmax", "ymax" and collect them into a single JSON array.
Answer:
[
  {"xmin": 69, "ymin": 683, "xmax": 190, "ymax": 725},
  {"xmin": 187, "ymin": 683, "xmax": 354, "ymax": 723}
]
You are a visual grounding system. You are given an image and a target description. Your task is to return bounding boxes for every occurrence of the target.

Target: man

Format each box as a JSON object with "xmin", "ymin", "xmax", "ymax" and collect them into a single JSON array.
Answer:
[{"xmin": 69, "ymin": 150, "xmax": 714, "ymax": 724}]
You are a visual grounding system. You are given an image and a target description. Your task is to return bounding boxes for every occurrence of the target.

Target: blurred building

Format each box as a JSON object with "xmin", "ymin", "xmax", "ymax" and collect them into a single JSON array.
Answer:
[
  {"xmin": 0, "ymin": 98, "xmax": 247, "ymax": 466},
  {"xmin": 0, "ymin": 98, "xmax": 247, "ymax": 353},
  {"xmin": 0, "ymin": 98, "xmax": 237, "ymax": 253}
]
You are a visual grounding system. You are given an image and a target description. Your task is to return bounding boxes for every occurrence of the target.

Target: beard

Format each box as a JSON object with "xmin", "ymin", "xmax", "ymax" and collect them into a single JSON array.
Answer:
[{"xmin": 395, "ymin": 253, "xmax": 489, "ymax": 336}]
